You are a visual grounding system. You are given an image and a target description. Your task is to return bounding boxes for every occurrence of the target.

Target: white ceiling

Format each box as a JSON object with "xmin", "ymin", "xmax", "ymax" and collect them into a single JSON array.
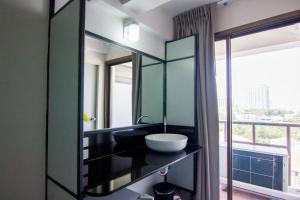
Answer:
[
  {"xmin": 89, "ymin": 0, "xmax": 221, "ymax": 40},
  {"xmin": 120, "ymin": 0, "xmax": 173, "ymax": 14},
  {"xmin": 118, "ymin": 0, "xmax": 219, "ymax": 16},
  {"xmin": 160, "ymin": 0, "xmax": 219, "ymax": 16}
]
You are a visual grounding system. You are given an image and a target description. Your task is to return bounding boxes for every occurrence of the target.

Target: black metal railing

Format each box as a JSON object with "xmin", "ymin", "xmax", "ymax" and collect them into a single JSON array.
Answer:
[{"xmin": 220, "ymin": 120, "xmax": 300, "ymax": 185}]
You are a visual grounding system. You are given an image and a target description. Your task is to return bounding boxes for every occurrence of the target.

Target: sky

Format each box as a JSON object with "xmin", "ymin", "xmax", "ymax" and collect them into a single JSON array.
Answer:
[{"xmin": 216, "ymin": 46, "xmax": 300, "ymax": 112}]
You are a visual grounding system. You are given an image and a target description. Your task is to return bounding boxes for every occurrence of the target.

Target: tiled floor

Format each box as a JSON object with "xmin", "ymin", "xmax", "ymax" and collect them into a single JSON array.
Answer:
[{"xmin": 220, "ymin": 186, "xmax": 270, "ymax": 200}]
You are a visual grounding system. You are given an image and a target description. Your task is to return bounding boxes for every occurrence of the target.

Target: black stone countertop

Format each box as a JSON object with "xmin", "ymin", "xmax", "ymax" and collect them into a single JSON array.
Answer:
[{"xmin": 84, "ymin": 144, "xmax": 201, "ymax": 197}]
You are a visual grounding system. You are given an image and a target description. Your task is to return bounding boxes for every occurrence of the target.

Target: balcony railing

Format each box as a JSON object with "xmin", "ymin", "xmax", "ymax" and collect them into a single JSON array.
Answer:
[{"xmin": 220, "ymin": 120, "xmax": 300, "ymax": 185}]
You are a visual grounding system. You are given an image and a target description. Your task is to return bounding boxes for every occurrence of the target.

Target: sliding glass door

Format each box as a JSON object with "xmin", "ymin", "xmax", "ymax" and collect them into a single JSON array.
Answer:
[
  {"xmin": 215, "ymin": 40, "xmax": 229, "ymax": 200},
  {"xmin": 216, "ymin": 22, "xmax": 300, "ymax": 200}
]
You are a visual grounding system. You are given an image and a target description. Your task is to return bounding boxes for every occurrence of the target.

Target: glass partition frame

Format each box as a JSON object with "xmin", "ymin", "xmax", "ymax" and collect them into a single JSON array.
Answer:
[
  {"xmin": 46, "ymin": 0, "xmax": 86, "ymax": 199},
  {"xmin": 165, "ymin": 35, "xmax": 197, "ymax": 192}
]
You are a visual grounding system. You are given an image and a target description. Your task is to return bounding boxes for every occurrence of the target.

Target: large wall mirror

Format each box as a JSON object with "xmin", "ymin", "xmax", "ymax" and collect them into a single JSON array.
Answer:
[{"xmin": 84, "ymin": 34, "xmax": 164, "ymax": 131}]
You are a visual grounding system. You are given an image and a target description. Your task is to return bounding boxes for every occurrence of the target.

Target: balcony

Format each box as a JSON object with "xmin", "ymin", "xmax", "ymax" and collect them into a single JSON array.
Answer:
[{"xmin": 219, "ymin": 121, "xmax": 300, "ymax": 199}]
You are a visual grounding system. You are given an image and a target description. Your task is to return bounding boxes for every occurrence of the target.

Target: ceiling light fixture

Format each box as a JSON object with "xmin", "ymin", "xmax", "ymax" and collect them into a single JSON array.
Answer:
[{"xmin": 123, "ymin": 18, "xmax": 140, "ymax": 42}]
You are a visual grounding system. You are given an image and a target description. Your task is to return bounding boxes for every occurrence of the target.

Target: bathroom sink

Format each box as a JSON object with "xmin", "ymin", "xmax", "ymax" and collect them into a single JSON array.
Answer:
[{"xmin": 145, "ymin": 133, "xmax": 188, "ymax": 153}]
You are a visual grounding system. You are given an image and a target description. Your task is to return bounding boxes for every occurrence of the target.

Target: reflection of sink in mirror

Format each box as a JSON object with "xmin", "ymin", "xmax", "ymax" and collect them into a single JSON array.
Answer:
[
  {"xmin": 145, "ymin": 133, "xmax": 188, "ymax": 152},
  {"xmin": 113, "ymin": 129, "xmax": 148, "ymax": 145}
]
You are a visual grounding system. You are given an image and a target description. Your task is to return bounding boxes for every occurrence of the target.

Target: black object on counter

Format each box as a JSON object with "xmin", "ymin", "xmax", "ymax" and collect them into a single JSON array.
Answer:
[
  {"xmin": 113, "ymin": 129, "xmax": 148, "ymax": 144},
  {"xmin": 153, "ymin": 182, "xmax": 175, "ymax": 200}
]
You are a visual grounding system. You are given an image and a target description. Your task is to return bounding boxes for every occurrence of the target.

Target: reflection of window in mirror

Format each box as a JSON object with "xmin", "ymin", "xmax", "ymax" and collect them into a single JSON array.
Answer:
[
  {"xmin": 106, "ymin": 57, "xmax": 133, "ymax": 128},
  {"xmin": 84, "ymin": 64, "xmax": 100, "ymax": 131}
]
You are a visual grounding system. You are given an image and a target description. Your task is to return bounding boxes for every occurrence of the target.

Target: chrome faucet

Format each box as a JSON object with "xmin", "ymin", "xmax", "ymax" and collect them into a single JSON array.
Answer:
[{"xmin": 136, "ymin": 115, "xmax": 153, "ymax": 124}]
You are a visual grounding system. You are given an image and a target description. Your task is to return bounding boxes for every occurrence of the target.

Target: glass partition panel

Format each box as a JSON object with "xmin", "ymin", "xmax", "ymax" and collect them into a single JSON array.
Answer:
[
  {"xmin": 48, "ymin": 180, "xmax": 77, "ymax": 200},
  {"xmin": 166, "ymin": 58, "xmax": 195, "ymax": 126},
  {"xmin": 47, "ymin": 0, "xmax": 80, "ymax": 194},
  {"xmin": 141, "ymin": 63, "xmax": 164, "ymax": 123},
  {"xmin": 165, "ymin": 36, "xmax": 196, "ymax": 191},
  {"xmin": 141, "ymin": 56, "xmax": 160, "ymax": 66},
  {"xmin": 166, "ymin": 36, "xmax": 195, "ymax": 61}
]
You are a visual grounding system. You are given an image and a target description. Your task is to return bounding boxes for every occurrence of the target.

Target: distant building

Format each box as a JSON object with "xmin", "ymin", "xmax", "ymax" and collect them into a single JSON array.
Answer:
[
  {"xmin": 247, "ymin": 85, "xmax": 270, "ymax": 110},
  {"xmin": 218, "ymin": 97, "xmax": 226, "ymax": 113}
]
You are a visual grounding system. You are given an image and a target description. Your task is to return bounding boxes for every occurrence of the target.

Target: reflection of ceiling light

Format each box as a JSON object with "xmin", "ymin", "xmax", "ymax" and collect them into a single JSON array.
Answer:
[{"xmin": 123, "ymin": 18, "xmax": 140, "ymax": 42}]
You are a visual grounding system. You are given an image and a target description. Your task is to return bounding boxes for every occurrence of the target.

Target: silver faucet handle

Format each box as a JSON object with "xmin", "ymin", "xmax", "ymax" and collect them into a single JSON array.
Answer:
[{"xmin": 136, "ymin": 115, "xmax": 153, "ymax": 124}]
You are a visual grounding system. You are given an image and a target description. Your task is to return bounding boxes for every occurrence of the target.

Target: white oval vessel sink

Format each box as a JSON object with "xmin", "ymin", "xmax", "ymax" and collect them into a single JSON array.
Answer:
[{"xmin": 145, "ymin": 133, "xmax": 188, "ymax": 153}]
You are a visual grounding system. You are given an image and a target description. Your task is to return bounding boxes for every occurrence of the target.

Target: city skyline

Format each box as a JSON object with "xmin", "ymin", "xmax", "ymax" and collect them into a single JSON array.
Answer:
[{"xmin": 216, "ymin": 46, "xmax": 300, "ymax": 113}]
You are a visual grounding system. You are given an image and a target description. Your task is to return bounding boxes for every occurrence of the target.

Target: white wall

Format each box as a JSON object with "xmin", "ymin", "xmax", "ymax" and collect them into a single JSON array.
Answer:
[
  {"xmin": 105, "ymin": 47, "xmax": 132, "ymax": 61},
  {"xmin": 0, "ymin": 0, "xmax": 48, "ymax": 199},
  {"xmin": 215, "ymin": 0, "xmax": 300, "ymax": 32},
  {"xmin": 101, "ymin": 0, "xmax": 173, "ymax": 41},
  {"xmin": 54, "ymin": 0, "xmax": 70, "ymax": 12},
  {"xmin": 85, "ymin": 1, "xmax": 165, "ymax": 59}
]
